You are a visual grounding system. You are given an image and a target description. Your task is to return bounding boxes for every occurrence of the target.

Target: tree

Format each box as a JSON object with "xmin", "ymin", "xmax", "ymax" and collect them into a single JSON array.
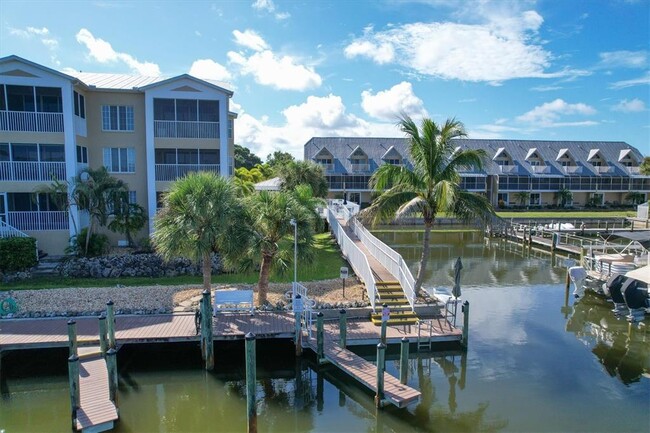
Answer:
[
  {"xmin": 243, "ymin": 190, "xmax": 317, "ymax": 305},
  {"xmin": 278, "ymin": 160, "xmax": 329, "ymax": 198},
  {"xmin": 153, "ymin": 172, "xmax": 247, "ymax": 291},
  {"xmin": 554, "ymin": 188, "xmax": 573, "ymax": 208},
  {"xmin": 626, "ymin": 191, "xmax": 646, "ymax": 205},
  {"xmin": 360, "ymin": 115, "xmax": 494, "ymax": 293},
  {"xmin": 234, "ymin": 144, "xmax": 263, "ymax": 169},
  {"xmin": 641, "ymin": 156, "xmax": 650, "ymax": 176},
  {"xmin": 266, "ymin": 150, "xmax": 295, "ymax": 169},
  {"xmin": 514, "ymin": 191, "xmax": 530, "ymax": 207},
  {"xmin": 108, "ymin": 198, "xmax": 147, "ymax": 247}
]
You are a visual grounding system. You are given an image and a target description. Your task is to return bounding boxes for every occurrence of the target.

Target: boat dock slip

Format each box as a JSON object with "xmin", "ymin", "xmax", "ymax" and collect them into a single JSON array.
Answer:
[{"xmin": 75, "ymin": 352, "xmax": 118, "ymax": 432}]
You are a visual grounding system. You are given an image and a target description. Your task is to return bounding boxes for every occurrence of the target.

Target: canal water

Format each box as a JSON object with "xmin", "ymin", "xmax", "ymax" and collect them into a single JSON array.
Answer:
[{"xmin": 1, "ymin": 231, "xmax": 649, "ymax": 432}]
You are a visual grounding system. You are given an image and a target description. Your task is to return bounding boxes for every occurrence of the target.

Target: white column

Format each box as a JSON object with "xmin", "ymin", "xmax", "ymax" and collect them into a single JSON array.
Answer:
[
  {"xmin": 144, "ymin": 92, "xmax": 157, "ymax": 234},
  {"xmin": 62, "ymin": 82, "xmax": 78, "ymax": 240},
  {"xmin": 219, "ymin": 97, "xmax": 230, "ymax": 178}
]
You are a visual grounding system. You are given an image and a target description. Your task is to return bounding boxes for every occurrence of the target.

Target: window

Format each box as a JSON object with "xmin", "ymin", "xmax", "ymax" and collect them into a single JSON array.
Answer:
[
  {"xmin": 102, "ymin": 105, "xmax": 134, "ymax": 131},
  {"xmin": 200, "ymin": 149, "xmax": 219, "ymax": 164},
  {"xmin": 76, "ymin": 145, "xmax": 88, "ymax": 164},
  {"xmin": 0, "ymin": 143, "xmax": 8, "ymax": 161},
  {"xmin": 36, "ymin": 87, "xmax": 63, "ymax": 112},
  {"xmin": 154, "ymin": 148, "xmax": 220, "ymax": 165},
  {"xmin": 153, "ymin": 98, "xmax": 219, "ymax": 122},
  {"xmin": 73, "ymin": 91, "xmax": 85, "ymax": 118},
  {"xmin": 199, "ymin": 100, "xmax": 218, "ymax": 122},
  {"xmin": 176, "ymin": 99, "xmax": 197, "ymax": 121},
  {"xmin": 6, "ymin": 85, "xmax": 35, "ymax": 111},
  {"xmin": 530, "ymin": 193, "xmax": 541, "ymax": 206},
  {"xmin": 177, "ymin": 149, "xmax": 198, "ymax": 164},
  {"xmin": 0, "ymin": 85, "xmax": 5, "ymax": 111},
  {"xmin": 384, "ymin": 159, "xmax": 401, "ymax": 165},
  {"xmin": 39, "ymin": 144, "xmax": 65, "ymax": 162},
  {"xmin": 154, "ymin": 99, "xmax": 175, "ymax": 120},
  {"xmin": 228, "ymin": 119, "xmax": 234, "ymax": 139},
  {"xmin": 11, "ymin": 144, "xmax": 38, "ymax": 161},
  {"xmin": 128, "ymin": 191, "xmax": 137, "ymax": 204},
  {"xmin": 4, "ymin": 86, "xmax": 63, "ymax": 112},
  {"xmin": 103, "ymin": 147, "xmax": 135, "ymax": 173}
]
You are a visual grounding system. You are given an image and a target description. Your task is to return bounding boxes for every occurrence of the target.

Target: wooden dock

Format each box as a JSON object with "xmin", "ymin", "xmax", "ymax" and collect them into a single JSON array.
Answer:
[
  {"xmin": 508, "ymin": 229, "xmax": 582, "ymax": 255},
  {"xmin": 75, "ymin": 351, "xmax": 118, "ymax": 432}
]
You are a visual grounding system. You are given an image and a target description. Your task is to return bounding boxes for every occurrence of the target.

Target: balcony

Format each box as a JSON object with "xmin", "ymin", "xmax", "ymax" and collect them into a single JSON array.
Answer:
[
  {"xmin": 529, "ymin": 165, "xmax": 551, "ymax": 174},
  {"xmin": 350, "ymin": 163, "xmax": 370, "ymax": 172},
  {"xmin": 318, "ymin": 163, "xmax": 335, "ymax": 173},
  {"xmin": 7, "ymin": 211, "xmax": 69, "ymax": 231},
  {"xmin": 0, "ymin": 111, "xmax": 64, "ymax": 133},
  {"xmin": 592, "ymin": 166, "xmax": 613, "ymax": 174},
  {"xmin": 154, "ymin": 120, "xmax": 219, "ymax": 139},
  {"xmin": 155, "ymin": 163, "xmax": 220, "ymax": 181},
  {"xmin": 498, "ymin": 165, "xmax": 519, "ymax": 174},
  {"xmin": 562, "ymin": 166, "xmax": 583, "ymax": 174},
  {"xmin": 627, "ymin": 166, "xmax": 642, "ymax": 176},
  {"xmin": 0, "ymin": 161, "xmax": 66, "ymax": 182}
]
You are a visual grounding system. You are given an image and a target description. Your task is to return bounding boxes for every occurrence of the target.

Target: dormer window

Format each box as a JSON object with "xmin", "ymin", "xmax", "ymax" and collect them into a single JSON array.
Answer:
[
  {"xmin": 313, "ymin": 147, "xmax": 334, "ymax": 171},
  {"xmin": 618, "ymin": 149, "xmax": 639, "ymax": 167},
  {"xmin": 587, "ymin": 149, "xmax": 605, "ymax": 167},
  {"xmin": 556, "ymin": 148, "xmax": 582, "ymax": 174},
  {"xmin": 493, "ymin": 147, "xmax": 513, "ymax": 166},
  {"xmin": 525, "ymin": 148, "xmax": 544, "ymax": 166},
  {"xmin": 349, "ymin": 146, "xmax": 369, "ymax": 172},
  {"xmin": 381, "ymin": 146, "xmax": 403, "ymax": 166}
]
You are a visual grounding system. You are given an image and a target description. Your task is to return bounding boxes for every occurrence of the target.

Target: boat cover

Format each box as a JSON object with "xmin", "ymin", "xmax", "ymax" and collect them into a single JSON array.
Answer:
[
  {"xmin": 608, "ymin": 231, "xmax": 650, "ymax": 250},
  {"xmin": 625, "ymin": 266, "xmax": 650, "ymax": 285}
]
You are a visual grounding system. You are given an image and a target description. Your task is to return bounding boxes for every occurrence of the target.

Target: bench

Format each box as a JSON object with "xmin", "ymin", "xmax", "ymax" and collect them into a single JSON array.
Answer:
[{"xmin": 213, "ymin": 289, "xmax": 254, "ymax": 315}]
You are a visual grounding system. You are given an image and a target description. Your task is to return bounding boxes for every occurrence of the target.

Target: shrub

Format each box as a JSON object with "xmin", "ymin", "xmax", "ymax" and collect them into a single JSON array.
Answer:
[
  {"xmin": 66, "ymin": 228, "xmax": 110, "ymax": 257},
  {"xmin": 0, "ymin": 237, "xmax": 38, "ymax": 272}
]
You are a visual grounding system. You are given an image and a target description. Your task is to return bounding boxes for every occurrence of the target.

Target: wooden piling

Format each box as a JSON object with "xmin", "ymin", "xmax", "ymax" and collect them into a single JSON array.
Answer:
[
  {"xmin": 565, "ymin": 270, "xmax": 571, "ymax": 307},
  {"xmin": 201, "ymin": 290, "xmax": 214, "ymax": 370},
  {"xmin": 316, "ymin": 312, "xmax": 325, "ymax": 364},
  {"xmin": 375, "ymin": 343, "xmax": 386, "ymax": 408},
  {"xmin": 245, "ymin": 332, "xmax": 257, "ymax": 433},
  {"xmin": 294, "ymin": 294, "xmax": 303, "ymax": 357},
  {"xmin": 461, "ymin": 301, "xmax": 470, "ymax": 349},
  {"xmin": 67, "ymin": 320, "xmax": 77, "ymax": 357},
  {"xmin": 106, "ymin": 300, "xmax": 116, "ymax": 350},
  {"xmin": 399, "ymin": 337, "xmax": 409, "ymax": 385},
  {"xmin": 380, "ymin": 303, "xmax": 389, "ymax": 345},
  {"xmin": 68, "ymin": 354, "xmax": 80, "ymax": 430},
  {"xmin": 339, "ymin": 309, "xmax": 347, "ymax": 348},
  {"xmin": 98, "ymin": 314, "xmax": 108, "ymax": 356},
  {"xmin": 106, "ymin": 348, "xmax": 118, "ymax": 408}
]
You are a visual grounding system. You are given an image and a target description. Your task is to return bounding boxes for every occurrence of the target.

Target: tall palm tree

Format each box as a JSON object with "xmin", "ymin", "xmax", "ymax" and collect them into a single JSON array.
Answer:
[
  {"xmin": 153, "ymin": 172, "xmax": 247, "ymax": 291},
  {"xmin": 243, "ymin": 190, "xmax": 317, "ymax": 305},
  {"xmin": 361, "ymin": 115, "xmax": 494, "ymax": 292},
  {"xmin": 554, "ymin": 188, "xmax": 573, "ymax": 208}
]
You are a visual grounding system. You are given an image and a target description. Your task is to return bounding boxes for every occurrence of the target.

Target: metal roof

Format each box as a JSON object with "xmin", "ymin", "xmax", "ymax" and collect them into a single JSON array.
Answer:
[{"xmin": 67, "ymin": 71, "xmax": 233, "ymax": 93}]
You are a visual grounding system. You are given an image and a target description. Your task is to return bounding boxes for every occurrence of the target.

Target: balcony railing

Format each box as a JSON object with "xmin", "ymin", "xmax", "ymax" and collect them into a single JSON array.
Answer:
[
  {"xmin": 154, "ymin": 120, "xmax": 219, "ymax": 139},
  {"xmin": 627, "ymin": 166, "xmax": 641, "ymax": 175},
  {"xmin": 0, "ymin": 161, "xmax": 66, "ymax": 182},
  {"xmin": 0, "ymin": 110, "xmax": 64, "ymax": 132},
  {"xmin": 350, "ymin": 163, "xmax": 370, "ymax": 172},
  {"xmin": 7, "ymin": 211, "xmax": 69, "ymax": 231},
  {"xmin": 318, "ymin": 163, "xmax": 335, "ymax": 173},
  {"xmin": 155, "ymin": 163, "xmax": 220, "ymax": 181},
  {"xmin": 593, "ymin": 166, "xmax": 613, "ymax": 174},
  {"xmin": 529, "ymin": 165, "xmax": 551, "ymax": 174},
  {"xmin": 562, "ymin": 166, "xmax": 583, "ymax": 174},
  {"xmin": 498, "ymin": 165, "xmax": 519, "ymax": 174}
]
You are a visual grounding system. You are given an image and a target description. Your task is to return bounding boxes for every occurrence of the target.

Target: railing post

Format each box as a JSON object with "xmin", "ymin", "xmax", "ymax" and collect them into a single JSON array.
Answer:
[
  {"xmin": 98, "ymin": 314, "xmax": 108, "ymax": 356},
  {"xmin": 106, "ymin": 300, "xmax": 116, "ymax": 350},
  {"xmin": 245, "ymin": 333, "xmax": 257, "ymax": 433},
  {"xmin": 400, "ymin": 337, "xmax": 409, "ymax": 385},
  {"xmin": 316, "ymin": 312, "xmax": 325, "ymax": 364},
  {"xmin": 375, "ymin": 343, "xmax": 386, "ymax": 408},
  {"xmin": 339, "ymin": 309, "xmax": 347, "ymax": 348},
  {"xmin": 68, "ymin": 354, "xmax": 80, "ymax": 431},
  {"xmin": 67, "ymin": 320, "xmax": 78, "ymax": 357},
  {"xmin": 461, "ymin": 301, "xmax": 470, "ymax": 350},
  {"xmin": 201, "ymin": 290, "xmax": 214, "ymax": 370},
  {"xmin": 106, "ymin": 348, "xmax": 118, "ymax": 408}
]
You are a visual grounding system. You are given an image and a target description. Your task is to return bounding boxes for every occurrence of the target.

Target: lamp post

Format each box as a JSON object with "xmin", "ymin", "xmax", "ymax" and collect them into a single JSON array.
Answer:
[
  {"xmin": 290, "ymin": 218, "xmax": 297, "ymax": 301},
  {"xmin": 343, "ymin": 174, "xmax": 347, "ymax": 205}
]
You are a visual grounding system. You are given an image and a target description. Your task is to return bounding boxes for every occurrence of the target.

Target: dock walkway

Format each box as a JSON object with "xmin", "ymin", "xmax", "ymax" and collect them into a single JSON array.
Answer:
[
  {"xmin": 76, "ymin": 351, "xmax": 118, "ymax": 432},
  {"xmin": 338, "ymin": 217, "xmax": 394, "ymax": 282}
]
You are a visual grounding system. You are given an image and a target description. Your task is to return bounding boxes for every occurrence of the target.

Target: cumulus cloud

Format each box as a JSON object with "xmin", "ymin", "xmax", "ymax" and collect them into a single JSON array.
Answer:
[
  {"xmin": 75, "ymin": 28, "xmax": 160, "ymax": 75},
  {"xmin": 361, "ymin": 82, "xmax": 428, "ymax": 121},
  {"xmin": 516, "ymin": 99, "xmax": 597, "ymax": 127},
  {"xmin": 233, "ymin": 29, "xmax": 269, "ymax": 52},
  {"xmin": 599, "ymin": 50, "xmax": 647, "ymax": 69},
  {"xmin": 611, "ymin": 98, "xmax": 646, "ymax": 112},
  {"xmin": 9, "ymin": 26, "xmax": 59, "ymax": 58},
  {"xmin": 188, "ymin": 59, "xmax": 231, "ymax": 81},
  {"xmin": 252, "ymin": 0, "xmax": 290, "ymax": 20},
  {"xmin": 344, "ymin": 40, "xmax": 394, "ymax": 64}
]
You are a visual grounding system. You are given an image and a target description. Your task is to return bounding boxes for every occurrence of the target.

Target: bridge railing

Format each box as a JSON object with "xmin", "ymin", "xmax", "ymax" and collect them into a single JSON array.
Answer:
[
  {"xmin": 327, "ymin": 207, "xmax": 377, "ymax": 311},
  {"xmin": 349, "ymin": 217, "xmax": 416, "ymax": 311}
]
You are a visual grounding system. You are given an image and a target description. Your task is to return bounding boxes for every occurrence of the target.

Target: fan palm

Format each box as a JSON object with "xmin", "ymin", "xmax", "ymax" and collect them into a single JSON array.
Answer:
[
  {"xmin": 361, "ymin": 115, "xmax": 494, "ymax": 292},
  {"xmin": 153, "ymin": 172, "xmax": 247, "ymax": 291}
]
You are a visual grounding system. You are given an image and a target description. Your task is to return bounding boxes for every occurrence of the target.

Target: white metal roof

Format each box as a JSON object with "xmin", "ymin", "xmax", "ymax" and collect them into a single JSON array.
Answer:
[
  {"xmin": 67, "ymin": 71, "xmax": 233, "ymax": 92},
  {"xmin": 254, "ymin": 177, "xmax": 282, "ymax": 191}
]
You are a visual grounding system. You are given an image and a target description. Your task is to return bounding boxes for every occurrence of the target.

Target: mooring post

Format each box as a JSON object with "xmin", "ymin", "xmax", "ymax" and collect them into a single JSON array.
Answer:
[
  {"xmin": 294, "ymin": 294, "xmax": 303, "ymax": 357},
  {"xmin": 68, "ymin": 354, "xmax": 80, "ymax": 430},
  {"xmin": 245, "ymin": 332, "xmax": 257, "ymax": 433},
  {"xmin": 399, "ymin": 337, "xmax": 409, "ymax": 385},
  {"xmin": 67, "ymin": 320, "xmax": 77, "ymax": 357},
  {"xmin": 375, "ymin": 342, "xmax": 386, "ymax": 408},
  {"xmin": 201, "ymin": 290, "xmax": 214, "ymax": 370},
  {"xmin": 564, "ymin": 270, "xmax": 571, "ymax": 307},
  {"xmin": 106, "ymin": 300, "xmax": 116, "ymax": 350},
  {"xmin": 316, "ymin": 312, "xmax": 325, "ymax": 364},
  {"xmin": 106, "ymin": 348, "xmax": 118, "ymax": 408},
  {"xmin": 461, "ymin": 301, "xmax": 470, "ymax": 349},
  {"xmin": 339, "ymin": 309, "xmax": 347, "ymax": 348},
  {"xmin": 98, "ymin": 314, "xmax": 108, "ymax": 356},
  {"xmin": 381, "ymin": 303, "xmax": 389, "ymax": 345}
]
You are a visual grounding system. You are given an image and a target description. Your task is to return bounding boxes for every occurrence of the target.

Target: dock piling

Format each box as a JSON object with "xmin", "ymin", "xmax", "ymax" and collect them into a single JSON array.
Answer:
[
  {"xmin": 316, "ymin": 312, "xmax": 325, "ymax": 364},
  {"xmin": 67, "ymin": 354, "xmax": 80, "ymax": 430},
  {"xmin": 375, "ymin": 343, "xmax": 386, "ymax": 408},
  {"xmin": 106, "ymin": 348, "xmax": 118, "ymax": 408},
  {"xmin": 106, "ymin": 301, "xmax": 116, "ymax": 349},
  {"xmin": 294, "ymin": 294, "xmax": 303, "ymax": 357},
  {"xmin": 380, "ymin": 303, "xmax": 389, "ymax": 345},
  {"xmin": 339, "ymin": 309, "xmax": 347, "ymax": 348},
  {"xmin": 399, "ymin": 337, "xmax": 409, "ymax": 385},
  {"xmin": 67, "ymin": 320, "xmax": 77, "ymax": 357},
  {"xmin": 98, "ymin": 314, "xmax": 108, "ymax": 356},
  {"xmin": 461, "ymin": 301, "xmax": 470, "ymax": 349},
  {"xmin": 565, "ymin": 269, "xmax": 571, "ymax": 307},
  {"xmin": 245, "ymin": 333, "xmax": 257, "ymax": 433},
  {"xmin": 201, "ymin": 290, "xmax": 214, "ymax": 370}
]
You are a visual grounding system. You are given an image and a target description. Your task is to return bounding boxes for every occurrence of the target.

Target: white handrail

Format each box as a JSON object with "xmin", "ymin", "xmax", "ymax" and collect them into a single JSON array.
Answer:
[
  {"xmin": 293, "ymin": 282, "xmax": 315, "ymax": 338},
  {"xmin": 0, "ymin": 220, "xmax": 29, "ymax": 238},
  {"xmin": 327, "ymin": 208, "xmax": 377, "ymax": 311},
  {"xmin": 349, "ymin": 217, "xmax": 416, "ymax": 310}
]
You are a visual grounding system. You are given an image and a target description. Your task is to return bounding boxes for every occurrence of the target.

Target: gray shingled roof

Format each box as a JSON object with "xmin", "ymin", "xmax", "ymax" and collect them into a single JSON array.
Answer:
[{"xmin": 304, "ymin": 137, "xmax": 646, "ymax": 177}]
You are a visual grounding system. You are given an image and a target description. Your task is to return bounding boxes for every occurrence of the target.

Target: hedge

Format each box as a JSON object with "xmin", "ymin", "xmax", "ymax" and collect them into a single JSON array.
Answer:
[{"xmin": 0, "ymin": 237, "xmax": 38, "ymax": 272}]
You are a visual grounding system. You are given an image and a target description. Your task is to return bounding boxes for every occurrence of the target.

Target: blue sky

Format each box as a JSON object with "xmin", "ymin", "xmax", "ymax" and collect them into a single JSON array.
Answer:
[{"xmin": 1, "ymin": 0, "xmax": 649, "ymax": 159}]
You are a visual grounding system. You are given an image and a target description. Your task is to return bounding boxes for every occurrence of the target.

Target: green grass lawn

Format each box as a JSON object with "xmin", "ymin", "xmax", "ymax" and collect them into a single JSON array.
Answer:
[
  {"xmin": 2, "ymin": 233, "xmax": 347, "ymax": 291},
  {"xmin": 496, "ymin": 210, "xmax": 635, "ymax": 219}
]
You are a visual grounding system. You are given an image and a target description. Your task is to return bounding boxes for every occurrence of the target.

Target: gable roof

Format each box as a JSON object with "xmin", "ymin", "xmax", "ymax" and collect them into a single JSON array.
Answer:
[
  {"xmin": 587, "ymin": 148, "xmax": 604, "ymax": 162},
  {"xmin": 493, "ymin": 147, "xmax": 509, "ymax": 160},
  {"xmin": 0, "ymin": 54, "xmax": 78, "ymax": 83},
  {"xmin": 65, "ymin": 71, "xmax": 233, "ymax": 94},
  {"xmin": 525, "ymin": 148, "xmax": 539, "ymax": 160},
  {"xmin": 381, "ymin": 145, "xmax": 403, "ymax": 160},
  {"xmin": 556, "ymin": 148, "xmax": 574, "ymax": 161},
  {"xmin": 348, "ymin": 145, "xmax": 368, "ymax": 159}
]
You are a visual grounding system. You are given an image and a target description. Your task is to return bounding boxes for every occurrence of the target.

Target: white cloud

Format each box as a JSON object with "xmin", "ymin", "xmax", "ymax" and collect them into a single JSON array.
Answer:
[
  {"xmin": 188, "ymin": 59, "xmax": 231, "ymax": 81},
  {"xmin": 343, "ymin": 10, "xmax": 585, "ymax": 83},
  {"xmin": 599, "ymin": 50, "xmax": 647, "ymax": 68},
  {"xmin": 611, "ymin": 98, "xmax": 646, "ymax": 113},
  {"xmin": 9, "ymin": 26, "xmax": 59, "ymax": 50},
  {"xmin": 361, "ymin": 82, "xmax": 428, "ymax": 120},
  {"xmin": 251, "ymin": 0, "xmax": 290, "ymax": 20},
  {"xmin": 609, "ymin": 72, "xmax": 650, "ymax": 89},
  {"xmin": 531, "ymin": 85, "xmax": 563, "ymax": 92},
  {"xmin": 228, "ymin": 49, "xmax": 321, "ymax": 91},
  {"xmin": 75, "ymin": 28, "xmax": 161, "ymax": 75},
  {"xmin": 233, "ymin": 29, "xmax": 269, "ymax": 52},
  {"xmin": 516, "ymin": 98, "xmax": 597, "ymax": 127}
]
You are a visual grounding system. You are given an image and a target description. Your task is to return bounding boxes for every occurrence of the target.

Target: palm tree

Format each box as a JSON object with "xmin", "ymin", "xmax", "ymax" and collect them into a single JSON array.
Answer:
[
  {"xmin": 514, "ymin": 191, "xmax": 530, "ymax": 207},
  {"xmin": 243, "ymin": 190, "xmax": 317, "ymax": 305},
  {"xmin": 279, "ymin": 160, "xmax": 329, "ymax": 198},
  {"xmin": 554, "ymin": 188, "xmax": 573, "ymax": 208},
  {"xmin": 108, "ymin": 198, "xmax": 147, "ymax": 247},
  {"xmin": 153, "ymin": 172, "xmax": 247, "ymax": 291},
  {"xmin": 640, "ymin": 156, "xmax": 650, "ymax": 176},
  {"xmin": 360, "ymin": 115, "xmax": 494, "ymax": 293}
]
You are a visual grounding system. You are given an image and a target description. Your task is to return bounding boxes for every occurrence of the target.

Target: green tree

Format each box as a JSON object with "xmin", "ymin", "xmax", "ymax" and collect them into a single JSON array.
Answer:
[
  {"xmin": 266, "ymin": 150, "xmax": 295, "ymax": 169},
  {"xmin": 108, "ymin": 196, "xmax": 147, "ymax": 247},
  {"xmin": 243, "ymin": 190, "xmax": 317, "ymax": 305},
  {"xmin": 640, "ymin": 156, "xmax": 650, "ymax": 176},
  {"xmin": 153, "ymin": 172, "xmax": 247, "ymax": 291},
  {"xmin": 234, "ymin": 144, "xmax": 263, "ymax": 169},
  {"xmin": 361, "ymin": 115, "xmax": 494, "ymax": 292},
  {"xmin": 554, "ymin": 188, "xmax": 573, "ymax": 208},
  {"xmin": 626, "ymin": 191, "xmax": 646, "ymax": 205},
  {"xmin": 279, "ymin": 160, "xmax": 328, "ymax": 198},
  {"xmin": 514, "ymin": 191, "xmax": 530, "ymax": 207}
]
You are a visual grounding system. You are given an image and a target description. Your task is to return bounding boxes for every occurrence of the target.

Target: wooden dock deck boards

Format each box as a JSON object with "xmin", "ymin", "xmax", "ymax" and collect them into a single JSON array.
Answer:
[
  {"xmin": 338, "ymin": 217, "xmax": 394, "ymax": 282},
  {"xmin": 76, "ymin": 355, "xmax": 118, "ymax": 432}
]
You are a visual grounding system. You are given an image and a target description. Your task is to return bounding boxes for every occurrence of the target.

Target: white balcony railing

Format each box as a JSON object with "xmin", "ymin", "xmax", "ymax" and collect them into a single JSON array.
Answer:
[
  {"xmin": 318, "ymin": 163, "xmax": 335, "ymax": 173},
  {"xmin": 498, "ymin": 165, "xmax": 519, "ymax": 174},
  {"xmin": 154, "ymin": 120, "xmax": 219, "ymax": 139},
  {"xmin": 0, "ymin": 161, "xmax": 66, "ymax": 182},
  {"xmin": 7, "ymin": 211, "xmax": 69, "ymax": 231},
  {"xmin": 529, "ymin": 165, "xmax": 551, "ymax": 174},
  {"xmin": 350, "ymin": 163, "xmax": 370, "ymax": 172},
  {"xmin": 627, "ymin": 166, "xmax": 641, "ymax": 175},
  {"xmin": 0, "ymin": 111, "xmax": 64, "ymax": 132},
  {"xmin": 593, "ymin": 166, "xmax": 613, "ymax": 174},
  {"xmin": 562, "ymin": 165, "xmax": 583, "ymax": 174},
  {"xmin": 155, "ymin": 164, "xmax": 220, "ymax": 181}
]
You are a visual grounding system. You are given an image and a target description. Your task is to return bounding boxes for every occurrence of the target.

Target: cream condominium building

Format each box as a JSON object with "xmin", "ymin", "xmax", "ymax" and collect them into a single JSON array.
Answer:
[{"xmin": 0, "ymin": 55, "xmax": 236, "ymax": 255}]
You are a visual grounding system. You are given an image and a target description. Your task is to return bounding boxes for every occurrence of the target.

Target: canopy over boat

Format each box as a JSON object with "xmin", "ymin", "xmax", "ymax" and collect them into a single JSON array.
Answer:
[
  {"xmin": 625, "ymin": 266, "xmax": 650, "ymax": 285},
  {"xmin": 608, "ymin": 231, "xmax": 650, "ymax": 250}
]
